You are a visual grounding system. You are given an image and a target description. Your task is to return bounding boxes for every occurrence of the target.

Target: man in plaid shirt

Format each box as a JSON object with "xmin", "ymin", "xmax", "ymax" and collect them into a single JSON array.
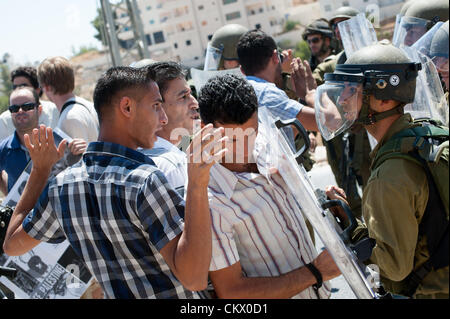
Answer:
[{"xmin": 3, "ymin": 66, "xmax": 228, "ymax": 298}]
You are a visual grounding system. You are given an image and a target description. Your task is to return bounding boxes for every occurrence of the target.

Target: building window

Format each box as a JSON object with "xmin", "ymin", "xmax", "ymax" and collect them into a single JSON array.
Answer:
[
  {"xmin": 146, "ymin": 5, "xmax": 151, "ymax": 11},
  {"xmin": 223, "ymin": 0, "xmax": 238, "ymax": 4},
  {"xmin": 259, "ymin": 8, "xmax": 264, "ymax": 13},
  {"xmin": 149, "ymin": 19, "xmax": 154, "ymax": 24},
  {"xmin": 255, "ymin": 23, "xmax": 261, "ymax": 29},
  {"xmin": 207, "ymin": 34, "xmax": 213, "ymax": 40},
  {"xmin": 198, "ymin": 5, "xmax": 204, "ymax": 10},
  {"xmin": 186, "ymin": 40, "xmax": 192, "ymax": 46},
  {"xmin": 145, "ymin": 34, "xmax": 152, "ymax": 46},
  {"xmin": 324, "ymin": 4, "xmax": 332, "ymax": 12},
  {"xmin": 342, "ymin": 1, "xmax": 350, "ymax": 6},
  {"xmin": 153, "ymin": 31, "xmax": 165, "ymax": 44},
  {"xmin": 225, "ymin": 11, "xmax": 241, "ymax": 21},
  {"xmin": 174, "ymin": 43, "xmax": 178, "ymax": 49}
]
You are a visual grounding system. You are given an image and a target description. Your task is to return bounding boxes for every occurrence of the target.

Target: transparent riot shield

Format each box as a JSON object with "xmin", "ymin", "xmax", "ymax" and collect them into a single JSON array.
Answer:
[
  {"xmin": 203, "ymin": 42, "xmax": 223, "ymax": 71},
  {"xmin": 411, "ymin": 22, "xmax": 444, "ymax": 57},
  {"xmin": 402, "ymin": 46, "xmax": 448, "ymax": 125},
  {"xmin": 392, "ymin": 14, "xmax": 404, "ymax": 48},
  {"xmin": 256, "ymin": 106, "xmax": 379, "ymax": 299},
  {"xmin": 339, "ymin": 13, "xmax": 378, "ymax": 60},
  {"xmin": 190, "ymin": 67, "xmax": 244, "ymax": 95}
]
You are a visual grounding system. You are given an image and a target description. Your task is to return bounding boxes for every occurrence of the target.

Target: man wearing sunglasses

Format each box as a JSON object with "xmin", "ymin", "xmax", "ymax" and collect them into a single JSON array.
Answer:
[
  {"xmin": 0, "ymin": 66, "xmax": 59, "ymax": 141},
  {"xmin": 0, "ymin": 87, "xmax": 86, "ymax": 196},
  {"xmin": 302, "ymin": 19, "xmax": 335, "ymax": 72}
]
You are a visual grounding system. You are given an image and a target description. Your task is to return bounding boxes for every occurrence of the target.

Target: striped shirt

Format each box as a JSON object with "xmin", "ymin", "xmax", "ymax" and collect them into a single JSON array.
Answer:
[
  {"xmin": 207, "ymin": 162, "xmax": 331, "ymax": 299},
  {"xmin": 23, "ymin": 142, "xmax": 199, "ymax": 299}
]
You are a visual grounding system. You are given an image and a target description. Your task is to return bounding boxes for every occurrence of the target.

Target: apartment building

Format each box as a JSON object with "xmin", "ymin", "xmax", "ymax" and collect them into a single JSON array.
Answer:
[
  {"xmin": 115, "ymin": 0, "xmax": 316, "ymax": 68},
  {"xmin": 318, "ymin": 0, "xmax": 406, "ymax": 23}
]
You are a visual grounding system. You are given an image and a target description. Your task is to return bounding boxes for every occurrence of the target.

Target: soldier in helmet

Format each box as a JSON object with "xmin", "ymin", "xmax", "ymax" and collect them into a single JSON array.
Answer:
[
  {"xmin": 204, "ymin": 24, "xmax": 249, "ymax": 71},
  {"xmin": 396, "ymin": 0, "xmax": 449, "ymax": 47},
  {"xmin": 312, "ymin": 6, "xmax": 360, "ymax": 85},
  {"xmin": 302, "ymin": 19, "xmax": 336, "ymax": 72},
  {"xmin": 303, "ymin": 7, "xmax": 371, "ymax": 220},
  {"xmin": 429, "ymin": 21, "xmax": 449, "ymax": 92},
  {"xmin": 322, "ymin": 41, "xmax": 449, "ymax": 299}
]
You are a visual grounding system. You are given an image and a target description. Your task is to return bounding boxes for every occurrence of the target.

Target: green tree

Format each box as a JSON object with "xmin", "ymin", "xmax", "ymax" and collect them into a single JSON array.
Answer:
[
  {"xmin": 294, "ymin": 40, "xmax": 311, "ymax": 61},
  {"xmin": 91, "ymin": 8, "xmax": 107, "ymax": 46},
  {"xmin": 0, "ymin": 63, "xmax": 12, "ymax": 113},
  {"xmin": 284, "ymin": 20, "xmax": 300, "ymax": 33},
  {"xmin": 71, "ymin": 44, "xmax": 98, "ymax": 57}
]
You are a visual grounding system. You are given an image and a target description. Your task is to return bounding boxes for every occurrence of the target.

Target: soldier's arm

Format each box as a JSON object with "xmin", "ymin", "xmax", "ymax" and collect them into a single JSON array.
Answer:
[{"xmin": 363, "ymin": 160, "xmax": 428, "ymax": 281}]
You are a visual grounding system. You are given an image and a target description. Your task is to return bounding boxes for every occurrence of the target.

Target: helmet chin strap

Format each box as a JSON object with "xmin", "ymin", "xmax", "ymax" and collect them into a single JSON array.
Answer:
[{"xmin": 354, "ymin": 93, "xmax": 405, "ymax": 128}]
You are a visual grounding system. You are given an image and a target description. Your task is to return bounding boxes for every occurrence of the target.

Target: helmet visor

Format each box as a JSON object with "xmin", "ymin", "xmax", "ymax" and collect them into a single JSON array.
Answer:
[
  {"xmin": 393, "ymin": 16, "xmax": 430, "ymax": 47},
  {"xmin": 315, "ymin": 81, "xmax": 363, "ymax": 141},
  {"xmin": 412, "ymin": 22, "xmax": 445, "ymax": 58},
  {"xmin": 204, "ymin": 43, "xmax": 223, "ymax": 71}
]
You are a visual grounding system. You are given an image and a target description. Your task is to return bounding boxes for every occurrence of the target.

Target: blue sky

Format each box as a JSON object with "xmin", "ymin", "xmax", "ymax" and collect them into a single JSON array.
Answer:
[{"xmin": 0, "ymin": 0, "xmax": 101, "ymax": 65}]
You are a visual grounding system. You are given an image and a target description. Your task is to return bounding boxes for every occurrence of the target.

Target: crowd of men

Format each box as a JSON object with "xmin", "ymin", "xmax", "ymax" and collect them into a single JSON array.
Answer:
[{"xmin": 0, "ymin": 0, "xmax": 448, "ymax": 299}]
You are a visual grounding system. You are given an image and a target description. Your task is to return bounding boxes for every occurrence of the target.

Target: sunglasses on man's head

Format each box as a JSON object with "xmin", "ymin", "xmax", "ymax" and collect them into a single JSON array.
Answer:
[
  {"xmin": 307, "ymin": 37, "xmax": 322, "ymax": 44},
  {"xmin": 8, "ymin": 102, "xmax": 37, "ymax": 113}
]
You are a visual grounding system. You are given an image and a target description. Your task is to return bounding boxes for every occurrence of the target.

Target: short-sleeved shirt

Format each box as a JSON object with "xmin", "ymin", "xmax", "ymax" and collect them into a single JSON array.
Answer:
[
  {"xmin": 22, "ymin": 141, "xmax": 199, "ymax": 299},
  {"xmin": 246, "ymin": 76, "xmax": 303, "ymax": 146},
  {"xmin": 57, "ymin": 96, "xmax": 99, "ymax": 143},
  {"xmin": 207, "ymin": 162, "xmax": 332, "ymax": 299},
  {"xmin": 0, "ymin": 130, "xmax": 78, "ymax": 193},
  {"xmin": 0, "ymin": 132, "xmax": 29, "ymax": 192},
  {"xmin": 140, "ymin": 137, "xmax": 187, "ymax": 195}
]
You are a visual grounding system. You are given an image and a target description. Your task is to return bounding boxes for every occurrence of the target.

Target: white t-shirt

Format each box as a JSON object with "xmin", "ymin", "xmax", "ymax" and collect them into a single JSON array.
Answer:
[
  {"xmin": 57, "ymin": 96, "xmax": 99, "ymax": 143},
  {"xmin": 140, "ymin": 137, "xmax": 187, "ymax": 194},
  {"xmin": 0, "ymin": 100, "xmax": 59, "ymax": 141}
]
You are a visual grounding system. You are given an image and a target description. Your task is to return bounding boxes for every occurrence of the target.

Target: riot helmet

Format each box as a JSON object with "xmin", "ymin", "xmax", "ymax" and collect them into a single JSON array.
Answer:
[
  {"xmin": 204, "ymin": 24, "xmax": 249, "ymax": 71},
  {"xmin": 315, "ymin": 41, "xmax": 421, "ymax": 140},
  {"xmin": 329, "ymin": 6, "xmax": 360, "ymax": 43},
  {"xmin": 394, "ymin": 0, "xmax": 449, "ymax": 47},
  {"xmin": 303, "ymin": 19, "xmax": 334, "ymax": 40}
]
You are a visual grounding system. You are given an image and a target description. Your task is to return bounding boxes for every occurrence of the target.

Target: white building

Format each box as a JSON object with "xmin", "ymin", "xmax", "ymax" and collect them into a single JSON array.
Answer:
[
  {"xmin": 115, "ymin": 0, "xmax": 321, "ymax": 68},
  {"xmin": 318, "ymin": 0, "xmax": 406, "ymax": 24}
]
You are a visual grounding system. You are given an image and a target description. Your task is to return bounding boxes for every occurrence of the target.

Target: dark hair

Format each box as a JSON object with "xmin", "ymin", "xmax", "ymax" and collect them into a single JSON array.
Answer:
[
  {"xmin": 144, "ymin": 61, "xmax": 186, "ymax": 97},
  {"xmin": 237, "ymin": 29, "xmax": 277, "ymax": 75},
  {"xmin": 93, "ymin": 66, "xmax": 156, "ymax": 123},
  {"xmin": 10, "ymin": 66, "xmax": 42, "ymax": 96},
  {"xmin": 198, "ymin": 74, "xmax": 257, "ymax": 125}
]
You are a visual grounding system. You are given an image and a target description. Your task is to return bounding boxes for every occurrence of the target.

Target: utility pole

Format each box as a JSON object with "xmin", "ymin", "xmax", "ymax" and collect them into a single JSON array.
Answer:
[{"xmin": 99, "ymin": 0, "xmax": 150, "ymax": 67}]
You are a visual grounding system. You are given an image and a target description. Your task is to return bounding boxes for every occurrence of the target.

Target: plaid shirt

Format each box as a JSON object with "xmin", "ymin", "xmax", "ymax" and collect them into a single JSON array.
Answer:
[{"xmin": 23, "ymin": 142, "xmax": 199, "ymax": 299}]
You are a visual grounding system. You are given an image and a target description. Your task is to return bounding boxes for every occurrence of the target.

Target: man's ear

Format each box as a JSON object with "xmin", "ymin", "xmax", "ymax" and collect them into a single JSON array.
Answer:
[
  {"xmin": 271, "ymin": 49, "xmax": 279, "ymax": 64},
  {"xmin": 118, "ymin": 96, "xmax": 133, "ymax": 118}
]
